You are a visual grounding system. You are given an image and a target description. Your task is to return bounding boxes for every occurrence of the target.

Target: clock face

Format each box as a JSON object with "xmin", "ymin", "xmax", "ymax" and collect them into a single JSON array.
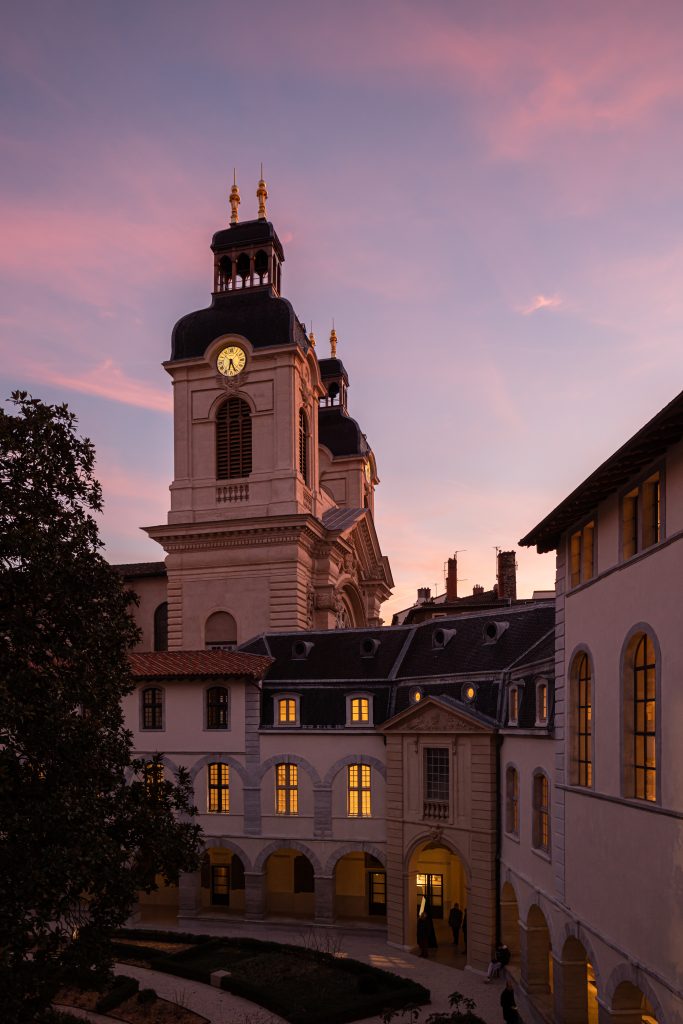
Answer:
[{"xmin": 217, "ymin": 346, "xmax": 246, "ymax": 377}]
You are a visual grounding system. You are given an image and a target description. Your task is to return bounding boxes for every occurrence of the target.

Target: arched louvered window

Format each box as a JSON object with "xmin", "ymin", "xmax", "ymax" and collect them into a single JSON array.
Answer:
[
  {"xmin": 216, "ymin": 398, "xmax": 252, "ymax": 480},
  {"xmin": 298, "ymin": 408, "xmax": 308, "ymax": 484},
  {"xmin": 153, "ymin": 601, "xmax": 168, "ymax": 652}
]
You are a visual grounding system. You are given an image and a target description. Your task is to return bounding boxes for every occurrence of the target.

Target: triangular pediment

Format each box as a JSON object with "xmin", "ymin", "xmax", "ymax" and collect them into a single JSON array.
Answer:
[{"xmin": 378, "ymin": 695, "xmax": 494, "ymax": 735}]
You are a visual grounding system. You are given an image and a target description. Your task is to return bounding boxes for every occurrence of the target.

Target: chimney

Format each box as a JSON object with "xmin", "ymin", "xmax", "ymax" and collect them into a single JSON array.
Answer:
[
  {"xmin": 417, "ymin": 587, "xmax": 431, "ymax": 603},
  {"xmin": 497, "ymin": 550, "xmax": 517, "ymax": 601},
  {"xmin": 473, "ymin": 584, "xmax": 484, "ymax": 596},
  {"xmin": 446, "ymin": 556, "xmax": 458, "ymax": 601}
]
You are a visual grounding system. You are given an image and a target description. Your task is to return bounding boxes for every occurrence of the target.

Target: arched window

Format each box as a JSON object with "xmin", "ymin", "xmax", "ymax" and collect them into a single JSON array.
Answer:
[
  {"xmin": 505, "ymin": 766, "xmax": 519, "ymax": 836},
  {"xmin": 570, "ymin": 653, "xmax": 592, "ymax": 787},
  {"xmin": 624, "ymin": 632, "xmax": 657, "ymax": 801},
  {"xmin": 532, "ymin": 771, "xmax": 550, "ymax": 853},
  {"xmin": 205, "ymin": 611, "xmax": 237, "ymax": 650},
  {"xmin": 216, "ymin": 398, "xmax": 252, "ymax": 481},
  {"xmin": 206, "ymin": 686, "xmax": 229, "ymax": 729},
  {"xmin": 298, "ymin": 408, "xmax": 308, "ymax": 484},
  {"xmin": 153, "ymin": 601, "xmax": 168, "ymax": 652}
]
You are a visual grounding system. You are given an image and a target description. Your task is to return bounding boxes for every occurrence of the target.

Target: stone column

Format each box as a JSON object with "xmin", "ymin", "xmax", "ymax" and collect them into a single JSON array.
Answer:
[
  {"xmin": 553, "ymin": 953, "xmax": 587, "ymax": 1024},
  {"xmin": 314, "ymin": 874, "xmax": 335, "ymax": 924},
  {"xmin": 313, "ymin": 787, "xmax": 332, "ymax": 838},
  {"xmin": 244, "ymin": 871, "xmax": 266, "ymax": 920},
  {"xmin": 520, "ymin": 921, "xmax": 550, "ymax": 993},
  {"xmin": 178, "ymin": 870, "xmax": 201, "ymax": 917}
]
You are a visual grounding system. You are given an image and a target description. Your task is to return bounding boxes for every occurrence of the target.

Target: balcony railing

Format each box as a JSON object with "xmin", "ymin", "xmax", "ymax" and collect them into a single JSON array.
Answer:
[
  {"xmin": 216, "ymin": 483, "xmax": 249, "ymax": 504},
  {"xmin": 423, "ymin": 799, "xmax": 449, "ymax": 821}
]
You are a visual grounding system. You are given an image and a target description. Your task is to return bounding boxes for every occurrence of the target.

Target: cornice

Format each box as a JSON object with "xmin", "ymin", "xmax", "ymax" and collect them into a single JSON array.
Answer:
[{"xmin": 144, "ymin": 516, "xmax": 325, "ymax": 554}]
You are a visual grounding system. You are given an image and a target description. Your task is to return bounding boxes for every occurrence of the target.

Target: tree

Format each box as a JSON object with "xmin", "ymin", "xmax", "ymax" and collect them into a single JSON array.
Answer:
[{"xmin": 0, "ymin": 393, "xmax": 202, "ymax": 1022}]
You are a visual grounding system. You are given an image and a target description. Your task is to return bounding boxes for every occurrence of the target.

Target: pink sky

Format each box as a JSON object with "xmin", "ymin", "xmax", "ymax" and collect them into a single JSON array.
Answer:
[{"xmin": 3, "ymin": 1, "xmax": 683, "ymax": 620}]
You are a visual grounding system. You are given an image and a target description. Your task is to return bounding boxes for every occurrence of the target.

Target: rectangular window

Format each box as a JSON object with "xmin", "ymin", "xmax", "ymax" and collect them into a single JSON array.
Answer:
[
  {"xmin": 142, "ymin": 687, "xmax": 163, "ymax": 730},
  {"xmin": 208, "ymin": 762, "xmax": 230, "ymax": 813},
  {"xmin": 536, "ymin": 682, "xmax": 549, "ymax": 725},
  {"xmin": 622, "ymin": 471, "xmax": 662, "ymax": 560},
  {"xmin": 569, "ymin": 520, "xmax": 595, "ymax": 587},
  {"xmin": 275, "ymin": 763, "xmax": 298, "ymax": 815},
  {"xmin": 633, "ymin": 636, "xmax": 656, "ymax": 802},
  {"xmin": 533, "ymin": 773, "xmax": 550, "ymax": 852},
  {"xmin": 145, "ymin": 760, "xmax": 164, "ymax": 799},
  {"xmin": 577, "ymin": 664, "xmax": 592, "ymax": 787},
  {"xmin": 423, "ymin": 747, "xmax": 449, "ymax": 820},
  {"xmin": 348, "ymin": 764, "xmax": 371, "ymax": 817},
  {"xmin": 206, "ymin": 686, "xmax": 229, "ymax": 730},
  {"xmin": 509, "ymin": 687, "xmax": 520, "ymax": 725},
  {"xmin": 505, "ymin": 767, "xmax": 519, "ymax": 835},
  {"xmin": 278, "ymin": 698, "xmax": 297, "ymax": 724},
  {"xmin": 351, "ymin": 697, "xmax": 370, "ymax": 723}
]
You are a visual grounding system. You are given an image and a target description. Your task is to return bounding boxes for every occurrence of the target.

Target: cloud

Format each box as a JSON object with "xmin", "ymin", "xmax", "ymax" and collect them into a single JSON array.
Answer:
[
  {"xmin": 29, "ymin": 359, "xmax": 172, "ymax": 414},
  {"xmin": 520, "ymin": 294, "xmax": 563, "ymax": 316}
]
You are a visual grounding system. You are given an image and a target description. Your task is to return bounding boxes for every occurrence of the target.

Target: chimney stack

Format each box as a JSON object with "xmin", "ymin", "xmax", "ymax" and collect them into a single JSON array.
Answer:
[
  {"xmin": 497, "ymin": 549, "xmax": 517, "ymax": 601},
  {"xmin": 446, "ymin": 556, "xmax": 458, "ymax": 601},
  {"xmin": 473, "ymin": 584, "xmax": 484, "ymax": 596},
  {"xmin": 417, "ymin": 587, "xmax": 431, "ymax": 603}
]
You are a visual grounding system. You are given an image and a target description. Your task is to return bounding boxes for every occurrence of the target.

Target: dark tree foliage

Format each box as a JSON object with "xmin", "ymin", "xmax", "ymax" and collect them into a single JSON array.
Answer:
[{"xmin": 0, "ymin": 393, "xmax": 202, "ymax": 1022}]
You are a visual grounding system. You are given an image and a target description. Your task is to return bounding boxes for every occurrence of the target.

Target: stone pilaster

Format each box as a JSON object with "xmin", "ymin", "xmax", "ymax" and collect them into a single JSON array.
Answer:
[
  {"xmin": 244, "ymin": 871, "xmax": 266, "ymax": 920},
  {"xmin": 553, "ymin": 953, "xmax": 587, "ymax": 1024},
  {"xmin": 178, "ymin": 870, "xmax": 201, "ymax": 916},
  {"xmin": 520, "ymin": 921, "xmax": 551, "ymax": 993},
  {"xmin": 314, "ymin": 874, "xmax": 335, "ymax": 923},
  {"xmin": 313, "ymin": 787, "xmax": 332, "ymax": 838}
]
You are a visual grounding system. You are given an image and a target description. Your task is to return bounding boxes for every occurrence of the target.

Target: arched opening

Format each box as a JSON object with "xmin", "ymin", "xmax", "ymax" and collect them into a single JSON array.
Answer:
[
  {"xmin": 623, "ymin": 631, "xmax": 657, "ymax": 802},
  {"xmin": 612, "ymin": 982, "xmax": 658, "ymax": 1024},
  {"xmin": 216, "ymin": 397, "xmax": 252, "ymax": 480},
  {"xmin": 298, "ymin": 408, "xmax": 309, "ymax": 484},
  {"xmin": 554, "ymin": 936, "xmax": 598, "ymax": 1024},
  {"xmin": 254, "ymin": 249, "xmax": 269, "ymax": 284},
  {"xmin": 524, "ymin": 904, "xmax": 552, "ymax": 996},
  {"xmin": 217, "ymin": 255, "xmax": 233, "ymax": 292},
  {"xmin": 264, "ymin": 848, "xmax": 315, "ymax": 919},
  {"xmin": 205, "ymin": 611, "xmax": 237, "ymax": 650},
  {"xmin": 333, "ymin": 852, "xmax": 386, "ymax": 922},
  {"xmin": 153, "ymin": 601, "xmax": 168, "ymax": 652},
  {"xmin": 408, "ymin": 841, "xmax": 468, "ymax": 966},
  {"xmin": 200, "ymin": 848, "xmax": 245, "ymax": 913},
  {"xmin": 500, "ymin": 881, "xmax": 520, "ymax": 961},
  {"xmin": 236, "ymin": 252, "xmax": 250, "ymax": 287},
  {"xmin": 570, "ymin": 651, "xmax": 592, "ymax": 787}
]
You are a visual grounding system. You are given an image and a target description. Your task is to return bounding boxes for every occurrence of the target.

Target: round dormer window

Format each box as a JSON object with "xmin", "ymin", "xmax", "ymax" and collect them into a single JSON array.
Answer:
[
  {"xmin": 462, "ymin": 683, "xmax": 477, "ymax": 703},
  {"xmin": 411, "ymin": 688, "xmax": 423, "ymax": 704}
]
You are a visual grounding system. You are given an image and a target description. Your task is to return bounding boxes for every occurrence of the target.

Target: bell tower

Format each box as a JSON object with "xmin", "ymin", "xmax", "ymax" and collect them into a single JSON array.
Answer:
[{"xmin": 143, "ymin": 177, "xmax": 393, "ymax": 649}]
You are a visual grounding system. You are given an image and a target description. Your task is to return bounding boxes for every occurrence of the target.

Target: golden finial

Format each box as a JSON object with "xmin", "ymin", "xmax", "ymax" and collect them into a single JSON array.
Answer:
[
  {"xmin": 308, "ymin": 323, "xmax": 316, "ymax": 348},
  {"xmin": 330, "ymin": 323, "xmax": 337, "ymax": 358},
  {"xmin": 229, "ymin": 169, "xmax": 240, "ymax": 225},
  {"xmin": 256, "ymin": 164, "xmax": 268, "ymax": 220}
]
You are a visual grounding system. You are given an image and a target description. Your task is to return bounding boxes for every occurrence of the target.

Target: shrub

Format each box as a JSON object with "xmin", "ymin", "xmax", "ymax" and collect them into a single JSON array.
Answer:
[
  {"xmin": 137, "ymin": 988, "xmax": 158, "ymax": 1005},
  {"xmin": 95, "ymin": 975, "xmax": 140, "ymax": 1013}
]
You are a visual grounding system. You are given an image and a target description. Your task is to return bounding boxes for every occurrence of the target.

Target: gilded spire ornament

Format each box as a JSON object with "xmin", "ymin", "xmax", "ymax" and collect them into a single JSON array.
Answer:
[
  {"xmin": 308, "ymin": 324, "xmax": 316, "ymax": 348},
  {"xmin": 229, "ymin": 170, "xmax": 240, "ymax": 225},
  {"xmin": 330, "ymin": 325, "xmax": 337, "ymax": 357},
  {"xmin": 256, "ymin": 164, "xmax": 268, "ymax": 220}
]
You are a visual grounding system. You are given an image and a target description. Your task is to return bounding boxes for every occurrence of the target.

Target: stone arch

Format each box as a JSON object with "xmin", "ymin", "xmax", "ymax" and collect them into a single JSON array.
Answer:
[
  {"xmin": 404, "ymin": 831, "xmax": 472, "ymax": 881},
  {"xmin": 605, "ymin": 964, "xmax": 666, "ymax": 1024},
  {"xmin": 189, "ymin": 753, "xmax": 249, "ymax": 784},
  {"xmin": 323, "ymin": 754, "xmax": 386, "ymax": 788},
  {"xmin": 208, "ymin": 387, "xmax": 256, "ymax": 419},
  {"xmin": 205, "ymin": 609, "xmax": 237, "ymax": 648},
  {"xmin": 524, "ymin": 903, "xmax": 553, "ymax": 994},
  {"xmin": 324, "ymin": 843, "xmax": 387, "ymax": 876},
  {"xmin": 254, "ymin": 839, "xmax": 322, "ymax": 876},
  {"xmin": 500, "ymin": 879, "xmax": 520, "ymax": 958},
  {"xmin": 258, "ymin": 753, "xmax": 321, "ymax": 786},
  {"xmin": 560, "ymin": 923, "xmax": 602, "ymax": 993},
  {"xmin": 336, "ymin": 581, "xmax": 366, "ymax": 628},
  {"xmin": 137, "ymin": 753, "xmax": 180, "ymax": 777},
  {"xmin": 200, "ymin": 837, "xmax": 253, "ymax": 872}
]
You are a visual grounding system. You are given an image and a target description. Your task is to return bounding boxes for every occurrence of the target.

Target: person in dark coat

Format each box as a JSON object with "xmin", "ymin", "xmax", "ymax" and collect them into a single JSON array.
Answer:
[
  {"xmin": 501, "ymin": 979, "xmax": 519, "ymax": 1024},
  {"xmin": 448, "ymin": 902, "xmax": 463, "ymax": 945},
  {"xmin": 485, "ymin": 943, "xmax": 511, "ymax": 981},
  {"xmin": 416, "ymin": 911, "xmax": 430, "ymax": 958},
  {"xmin": 462, "ymin": 907, "xmax": 468, "ymax": 950}
]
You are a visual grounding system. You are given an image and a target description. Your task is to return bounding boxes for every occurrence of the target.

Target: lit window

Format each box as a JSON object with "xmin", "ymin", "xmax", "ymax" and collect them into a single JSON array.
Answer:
[
  {"xmin": 411, "ymin": 688, "xmax": 423, "ymax": 703},
  {"xmin": 206, "ymin": 686, "xmax": 229, "ymax": 730},
  {"xmin": 348, "ymin": 764, "xmax": 371, "ymax": 817},
  {"xmin": 627, "ymin": 634, "xmax": 657, "ymax": 802},
  {"xmin": 622, "ymin": 470, "xmax": 662, "ymax": 560},
  {"xmin": 569, "ymin": 520, "xmax": 595, "ymax": 588},
  {"xmin": 532, "ymin": 772, "xmax": 550, "ymax": 853},
  {"xmin": 423, "ymin": 747, "xmax": 449, "ymax": 819},
  {"xmin": 509, "ymin": 686, "xmax": 520, "ymax": 726},
  {"xmin": 462, "ymin": 683, "xmax": 476, "ymax": 703},
  {"xmin": 348, "ymin": 695, "xmax": 372, "ymax": 725},
  {"xmin": 277, "ymin": 697, "xmax": 298, "ymax": 725},
  {"xmin": 145, "ymin": 760, "xmax": 164, "ymax": 799},
  {"xmin": 505, "ymin": 766, "xmax": 519, "ymax": 836},
  {"xmin": 275, "ymin": 763, "xmax": 298, "ymax": 815},
  {"xmin": 141, "ymin": 687, "xmax": 163, "ymax": 730},
  {"xmin": 208, "ymin": 762, "xmax": 230, "ymax": 813},
  {"xmin": 572, "ymin": 653, "xmax": 592, "ymax": 787},
  {"xmin": 535, "ymin": 680, "xmax": 549, "ymax": 725}
]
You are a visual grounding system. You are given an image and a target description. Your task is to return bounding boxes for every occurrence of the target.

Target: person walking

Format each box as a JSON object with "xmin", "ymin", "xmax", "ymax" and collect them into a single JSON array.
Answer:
[
  {"xmin": 448, "ymin": 902, "xmax": 463, "ymax": 946},
  {"xmin": 417, "ymin": 911, "xmax": 430, "ymax": 958},
  {"xmin": 500, "ymin": 979, "xmax": 519, "ymax": 1024}
]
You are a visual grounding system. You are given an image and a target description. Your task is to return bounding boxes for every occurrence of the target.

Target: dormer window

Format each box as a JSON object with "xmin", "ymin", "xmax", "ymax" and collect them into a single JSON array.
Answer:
[
  {"xmin": 347, "ymin": 694, "xmax": 373, "ymax": 726},
  {"xmin": 275, "ymin": 695, "xmax": 299, "ymax": 726},
  {"xmin": 622, "ymin": 469, "xmax": 663, "ymax": 560},
  {"xmin": 535, "ymin": 679, "xmax": 549, "ymax": 726},
  {"xmin": 509, "ymin": 685, "xmax": 521, "ymax": 726},
  {"xmin": 569, "ymin": 519, "xmax": 595, "ymax": 587}
]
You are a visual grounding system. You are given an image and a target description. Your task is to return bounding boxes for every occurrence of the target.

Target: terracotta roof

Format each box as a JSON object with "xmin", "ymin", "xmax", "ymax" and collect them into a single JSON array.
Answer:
[
  {"xmin": 520, "ymin": 388, "xmax": 683, "ymax": 553},
  {"xmin": 114, "ymin": 561, "xmax": 167, "ymax": 579},
  {"xmin": 129, "ymin": 649, "xmax": 272, "ymax": 681}
]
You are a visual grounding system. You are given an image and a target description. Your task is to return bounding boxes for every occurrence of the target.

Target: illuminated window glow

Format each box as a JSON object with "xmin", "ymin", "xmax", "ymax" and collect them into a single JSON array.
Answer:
[
  {"xmin": 348, "ymin": 764, "xmax": 371, "ymax": 817},
  {"xmin": 351, "ymin": 697, "xmax": 370, "ymax": 722},
  {"xmin": 622, "ymin": 471, "xmax": 661, "ymax": 560},
  {"xmin": 569, "ymin": 520, "xmax": 595, "ymax": 588},
  {"xmin": 208, "ymin": 762, "xmax": 229, "ymax": 813},
  {"xmin": 278, "ymin": 698, "xmax": 297, "ymax": 724},
  {"xmin": 532, "ymin": 772, "xmax": 550, "ymax": 853},
  {"xmin": 275, "ymin": 763, "xmax": 298, "ymax": 814},
  {"xmin": 633, "ymin": 634, "xmax": 656, "ymax": 802}
]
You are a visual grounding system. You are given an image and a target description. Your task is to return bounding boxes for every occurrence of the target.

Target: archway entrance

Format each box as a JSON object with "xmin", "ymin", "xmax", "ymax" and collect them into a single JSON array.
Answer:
[
  {"xmin": 333, "ymin": 852, "xmax": 386, "ymax": 922},
  {"xmin": 611, "ymin": 982, "xmax": 658, "ymax": 1024},
  {"xmin": 500, "ymin": 882, "xmax": 520, "ymax": 963},
  {"xmin": 552, "ymin": 936, "xmax": 600, "ymax": 1024},
  {"xmin": 264, "ymin": 848, "xmax": 315, "ymax": 919},
  {"xmin": 200, "ymin": 848, "xmax": 245, "ymax": 913},
  {"xmin": 523, "ymin": 904, "xmax": 553, "ymax": 1009},
  {"xmin": 408, "ymin": 842, "xmax": 468, "ymax": 966}
]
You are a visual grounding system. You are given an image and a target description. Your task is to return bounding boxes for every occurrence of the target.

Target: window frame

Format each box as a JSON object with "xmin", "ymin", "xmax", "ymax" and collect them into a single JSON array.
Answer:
[
  {"xmin": 619, "ymin": 464, "xmax": 664, "ymax": 562},
  {"xmin": 347, "ymin": 763, "xmax": 372, "ymax": 817},
  {"xmin": 298, "ymin": 407, "xmax": 309, "ymax": 485},
  {"xmin": 621, "ymin": 629, "xmax": 659, "ymax": 804},
  {"xmin": 569, "ymin": 651, "xmax": 593, "ymax": 788},
  {"xmin": 532, "ymin": 770, "xmax": 551, "ymax": 855},
  {"xmin": 568, "ymin": 517, "xmax": 596, "ymax": 589},
  {"xmin": 535, "ymin": 677, "xmax": 550, "ymax": 727},
  {"xmin": 216, "ymin": 396, "xmax": 252, "ymax": 481},
  {"xmin": 423, "ymin": 746, "xmax": 450, "ymax": 820},
  {"xmin": 274, "ymin": 694, "xmax": 300, "ymax": 727},
  {"xmin": 275, "ymin": 762, "xmax": 299, "ymax": 815},
  {"xmin": 140, "ymin": 686, "xmax": 164, "ymax": 731},
  {"xmin": 207, "ymin": 761, "xmax": 230, "ymax": 814},
  {"xmin": 205, "ymin": 685, "xmax": 230, "ymax": 731},
  {"xmin": 346, "ymin": 693, "xmax": 373, "ymax": 727},
  {"xmin": 508, "ymin": 684, "xmax": 522, "ymax": 727},
  {"xmin": 505, "ymin": 764, "xmax": 519, "ymax": 837}
]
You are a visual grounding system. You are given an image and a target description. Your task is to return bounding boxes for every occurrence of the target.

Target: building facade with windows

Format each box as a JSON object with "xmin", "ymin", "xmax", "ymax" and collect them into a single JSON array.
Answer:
[{"xmin": 503, "ymin": 391, "xmax": 683, "ymax": 1024}]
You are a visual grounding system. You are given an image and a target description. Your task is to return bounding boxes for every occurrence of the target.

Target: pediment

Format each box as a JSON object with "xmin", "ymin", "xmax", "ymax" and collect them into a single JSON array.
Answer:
[{"xmin": 379, "ymin": 696, "xmax": 493, "ymax": 735}]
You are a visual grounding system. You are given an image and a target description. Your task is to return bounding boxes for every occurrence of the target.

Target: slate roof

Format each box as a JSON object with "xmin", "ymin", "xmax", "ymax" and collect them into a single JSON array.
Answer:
[
  {"xmin": 129, "ymin": 649, "xmax": 273, "ymax": 681},
  {"xmin": 318, "ymin": 357, "xmax": 349, "ymax": 383},
  {"xmin": 171, "ymin": 290, "xmax": 308, "ymax": 361},
  {"xmin": 240, "ymin": 603, "xmax": 555, "ymax": 730},
  {"xmin": 319, "ymin": 406, "xmax": 369, "ymax": 457},
  {"xmin": 520, "ymin": 387, "xmax": 683, "ymax": 553},
  {"xmin": 114, "ymin": 561, "xmax": 167, "ymax": 579},
  {"xmin": 211, "ymin": 219, "xmax": 285, "ymax": 261},
  {"xmin": 321, "ymin": 507, "xmax": 365, "ymax": 533}
]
